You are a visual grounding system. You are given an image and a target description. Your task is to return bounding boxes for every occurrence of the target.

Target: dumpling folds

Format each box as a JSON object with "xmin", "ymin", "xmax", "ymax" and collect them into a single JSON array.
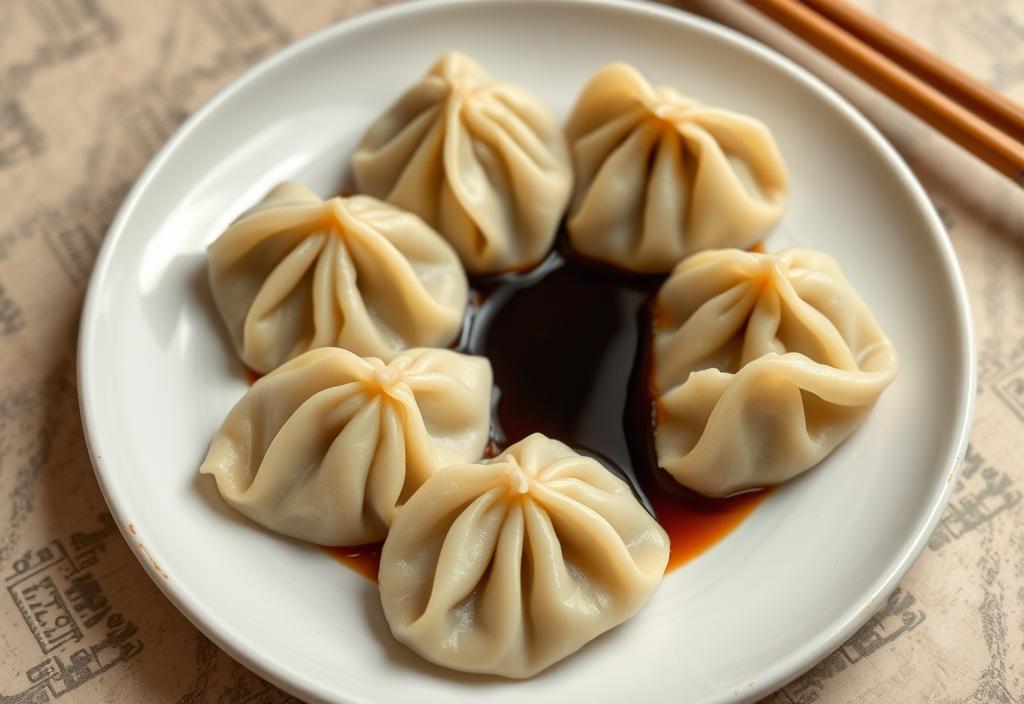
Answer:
[
  {"xmin": 353, "ymin": 51, "xmax": 573, "ymax": 274},
  {"xmin": 208, "ymin": 181, "xmax": 467, "ymax": 374},
  {"xmin": 566, "ymin": 63, "xmax": 788, "ymax": 273},
  {"xmin": 379, "ymin": 433, "xmax": 669, "ymax": 678},
  {"xmin": 200, "ymin": 347, "xmax": 492, "ymax": 546},
  {"xmin": 653, "ymin": 248, "xmax": 897, "ymax": 497}
]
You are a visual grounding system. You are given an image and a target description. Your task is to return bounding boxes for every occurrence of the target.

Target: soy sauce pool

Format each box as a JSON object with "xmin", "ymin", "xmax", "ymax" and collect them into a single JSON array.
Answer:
[
  {"xmin": 325, "ymin": 249, "xmax": 769, "ymax": 581},
  {"xmin": 466, "ymin": 250, "xmax": 768, "ymax": 572}
]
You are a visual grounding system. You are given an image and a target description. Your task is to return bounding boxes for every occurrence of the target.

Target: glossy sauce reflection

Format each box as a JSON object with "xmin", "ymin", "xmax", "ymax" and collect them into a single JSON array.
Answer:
[
  {"xmin": 318, "ymin": 244, "xmax": 769, "ymax": 581},
  {"xmin": 324, "ymin": 543, "xmax": 382, "ymax": 581},
  {"xmin": 465, "ymin": 248, "xmax": 769, "ymax": 574}
]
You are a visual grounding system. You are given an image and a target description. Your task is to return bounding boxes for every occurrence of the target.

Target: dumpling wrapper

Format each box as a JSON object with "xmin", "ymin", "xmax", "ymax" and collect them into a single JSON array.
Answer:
[
  {"xmin": 653, "ymin": 248, "xmax": 897, "ymax": 497},
  {"xmin": 208, "ymin": 181, "xmax": 467, "ymax": 374},
  {"xmin": 566, "ymin": 63, "xmax": 788, "ymax": 273},
  {"xmin": 200, "ymin": 347, "xmax": 492, "ymax": 546},
  {"xmin": 353, "ymin": 51, "xmax": 573, "ymax": 274},
  {"xmin": 379, "ymin": 433, "xmax": 669, "ymax": 678}
]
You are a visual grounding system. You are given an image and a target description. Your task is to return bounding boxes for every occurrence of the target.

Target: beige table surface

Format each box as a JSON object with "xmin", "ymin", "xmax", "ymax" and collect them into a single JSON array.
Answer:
[{"xmin": 0, "ymin": 1, "xmax": 1021, "ymax": 702}]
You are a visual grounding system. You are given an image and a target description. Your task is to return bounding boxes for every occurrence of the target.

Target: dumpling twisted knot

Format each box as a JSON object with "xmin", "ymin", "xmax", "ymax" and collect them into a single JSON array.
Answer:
[
  {"xmin": 200, "ymin": 347, "xmax": 492, "ymax": 545},
  {"xmin": 653, "ymin": 248, "xmax": 897, "ymax": 496},
  {"xmin": 207, "ymin": 181, "xmax": 467, "ymax": 374},
  {"xmin": 566, "ymin": 63, "xmax": 789, "ymax": 273},
  {"xmin": 353, "ymin": 51, "xmax": 573, "ymax": 274},
  {"xmin": 379, "ymin": 434, "xmax": 670, "ymax": 678}
]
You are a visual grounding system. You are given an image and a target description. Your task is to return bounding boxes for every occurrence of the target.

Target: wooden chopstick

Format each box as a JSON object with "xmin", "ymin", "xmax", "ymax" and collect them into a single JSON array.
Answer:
[
  {"xmin": 745, "ymin": 0, "xmax": 1024, "ymax": 187},
  {"xmin": 799, "ymin": 0, "xmax": 1024, "ymax": 143}
]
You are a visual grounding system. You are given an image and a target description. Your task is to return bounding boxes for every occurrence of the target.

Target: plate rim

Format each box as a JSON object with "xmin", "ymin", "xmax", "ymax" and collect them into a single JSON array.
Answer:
[{"xmin": 77, "ymin": 1, "xmax": 976, "ymax": 702}]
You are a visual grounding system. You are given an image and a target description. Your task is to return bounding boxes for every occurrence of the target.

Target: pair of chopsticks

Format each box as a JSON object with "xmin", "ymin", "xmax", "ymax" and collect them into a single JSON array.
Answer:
[{"xmin": 745, "ymin": 0, "xmax": 1024, "ymax": 188}]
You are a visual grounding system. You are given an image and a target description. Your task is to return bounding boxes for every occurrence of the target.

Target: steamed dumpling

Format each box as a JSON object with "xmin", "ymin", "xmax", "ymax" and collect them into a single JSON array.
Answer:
[
  {"xmin": 653, "ymin": 248, "xmax": 897, "ymax": 497},
  {"xmin": 208, "ymin": 181, "xmax": 467, "ymax": 374},
  {"xmin": 566, "ymin": 63, "xmax": 788, "ymax": 273},
  {"xmin": 353, "ymin": 51, "xmax": 573, "ymax": 274},
  {"xmin": 200, "ymin": 347, "xmax": 492, "ymax": 546},
  {"xmin": 379, "ymin": 433, "xmax": 669, "ymax": 678}
]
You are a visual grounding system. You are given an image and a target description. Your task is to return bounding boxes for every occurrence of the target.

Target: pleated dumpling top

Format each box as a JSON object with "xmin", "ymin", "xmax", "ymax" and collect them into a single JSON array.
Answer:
[
  {"xmin": 379, "ymin": 433, "xmax": 669, "ymax": 678},
  {"xmin": 353, "ymin": 51, "xmax": 573, "ymax": 274},
  {"xmin": 208, "ymin": 181, "xmax": 467, "ymax": 374},
  {"xmin": 653, "ymin": 248, "xmax": 897, "ymax": 497},
  {"xmin": 566, "ymin": 63, "xmax": 788, "ymax": 273},
  {"xmin": 200, "ymin": 347, "xmax": 493, "ymax": 546}
]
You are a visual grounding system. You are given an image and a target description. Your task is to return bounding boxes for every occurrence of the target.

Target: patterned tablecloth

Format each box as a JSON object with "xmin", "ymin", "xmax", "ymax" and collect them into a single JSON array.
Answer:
[{"xmin": 0, "ymin": 1, "xmax": 1021, "ymax": 702}]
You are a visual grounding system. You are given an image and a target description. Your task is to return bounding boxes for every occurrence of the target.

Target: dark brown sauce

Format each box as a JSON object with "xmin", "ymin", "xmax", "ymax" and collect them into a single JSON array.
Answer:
[
  {"xmin": 324, "ymin": 543, "xmax": 382, "ymax": 581},
  {"xmin": 457, "ymin": 244, "xmax": 770, "ymax": 573},
  {"xmin": 628, "ymin": 285, "xmax": 771, "ymax": 570},
  {"xmin": 278, "ymin": 238, "xmax": 770, "ymax": 579}
]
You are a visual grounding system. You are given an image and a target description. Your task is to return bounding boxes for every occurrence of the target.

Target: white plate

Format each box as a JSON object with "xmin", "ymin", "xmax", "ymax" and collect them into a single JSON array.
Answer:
[{"xmin": 77, "ymin": 1, "xmax": 974, "ymax": 702}]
